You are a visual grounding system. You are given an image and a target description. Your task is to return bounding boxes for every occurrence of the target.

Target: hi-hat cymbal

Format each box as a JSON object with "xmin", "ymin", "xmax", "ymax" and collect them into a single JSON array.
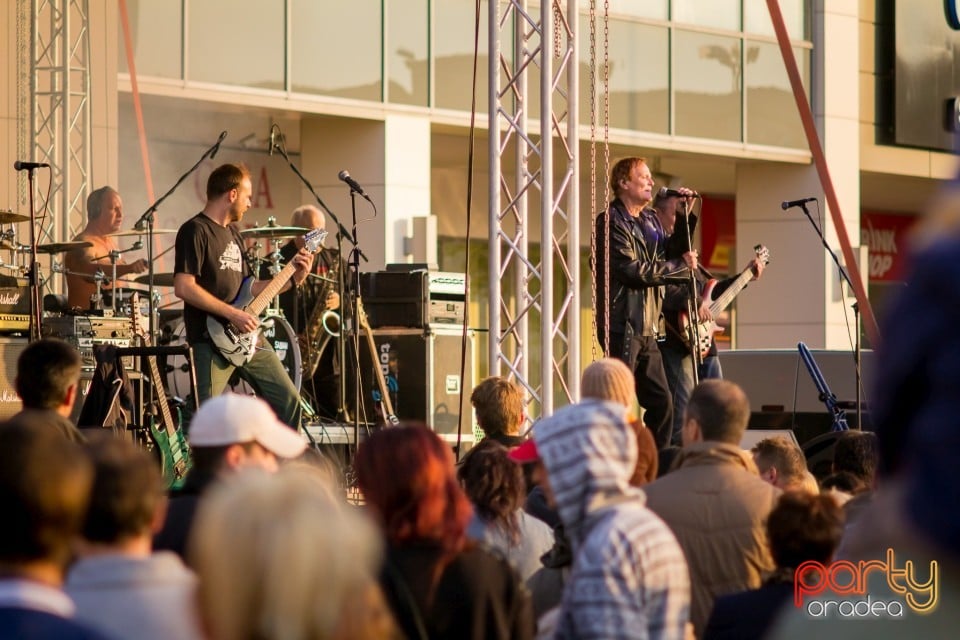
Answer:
[
  {"xmin": 0, "ymin": 210, "xmax": 29, "ymax": 224},
  {"xmin": 133, "ymin": 272, "xmax": 176, "ymax": 287},
  {"xmin": 239, "ymin": 226, "xmax": 308, "ymax": 239},
  {"xmin": 107, "ymin": 228, "xmax": 178, "ymax": 237},
  {"xmin": 37, "ymin": 241, "xmax": 93, "ymax": 254}
]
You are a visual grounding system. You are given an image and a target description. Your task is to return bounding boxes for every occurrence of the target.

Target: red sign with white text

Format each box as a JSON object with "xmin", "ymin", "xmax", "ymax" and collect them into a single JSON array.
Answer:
[{"xmin": 860, "ymin": 212, "xmax": 918, "ymax": 283}]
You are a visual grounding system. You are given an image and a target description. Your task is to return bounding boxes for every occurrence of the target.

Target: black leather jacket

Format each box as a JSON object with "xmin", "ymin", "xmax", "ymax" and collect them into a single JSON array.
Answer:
[{"xmin": 594, "ymin": 199, "xmax": 690, "ymax": 354}]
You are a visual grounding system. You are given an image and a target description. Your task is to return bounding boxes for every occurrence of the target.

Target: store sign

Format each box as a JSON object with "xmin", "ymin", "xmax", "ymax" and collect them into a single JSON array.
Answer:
[{"xmin": 860, "ymin": 212, "xmax": 918, "ymax": 283}]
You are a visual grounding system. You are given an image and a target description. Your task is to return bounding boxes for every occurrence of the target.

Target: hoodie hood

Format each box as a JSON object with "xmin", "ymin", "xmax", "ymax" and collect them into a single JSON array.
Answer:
[{"xmin": 534, "ymin": 399, "xmax": 643, "ymax": 545}]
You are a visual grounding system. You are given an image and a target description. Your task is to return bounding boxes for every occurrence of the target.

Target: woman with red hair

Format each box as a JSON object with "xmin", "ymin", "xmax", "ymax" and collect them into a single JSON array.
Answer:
[{"xmin": 355, "ymin": 424, "xmax": 534, "ymax": 640}]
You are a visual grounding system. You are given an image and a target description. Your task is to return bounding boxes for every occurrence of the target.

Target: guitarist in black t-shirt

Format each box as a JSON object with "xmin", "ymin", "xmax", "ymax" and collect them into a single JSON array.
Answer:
[{"xmin": 173, "ymin": 164, "xmax": 314, "ymax": 430}]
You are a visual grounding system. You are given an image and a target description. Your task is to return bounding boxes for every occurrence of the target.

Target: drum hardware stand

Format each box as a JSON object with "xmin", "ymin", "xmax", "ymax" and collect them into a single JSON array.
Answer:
[
  {"xmin": 17, "ymin": 163, "xmax": 43, "ymax": 340},
  {"xmin": 91, "ymin": 241, "xmax": 143, "ymax": 314},
  {"xmin": 269, "ymin": 124, "xmax": 368, "ymax": 434}
]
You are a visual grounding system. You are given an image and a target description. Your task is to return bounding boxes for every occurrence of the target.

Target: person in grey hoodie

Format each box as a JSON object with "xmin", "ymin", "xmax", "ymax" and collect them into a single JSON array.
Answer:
[
  {"xmin": 535, "ymin": 398, "xmax": 691, "ymax": 639},
  {"xmin": 66, "ymin": 437, "xmax": 202, "ymax": 640}
]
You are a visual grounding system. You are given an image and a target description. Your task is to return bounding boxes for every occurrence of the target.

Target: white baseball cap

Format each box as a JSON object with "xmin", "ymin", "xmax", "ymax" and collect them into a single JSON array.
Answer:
[{"xmin": 188, "ymin": 393, "xmax": 306, "ymax": 459}]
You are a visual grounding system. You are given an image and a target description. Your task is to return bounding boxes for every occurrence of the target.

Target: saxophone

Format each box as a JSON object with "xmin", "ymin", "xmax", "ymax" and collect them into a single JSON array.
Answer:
[{"xmin": 300, "ymin": 274, "xmax": 339, "ymax": 379}]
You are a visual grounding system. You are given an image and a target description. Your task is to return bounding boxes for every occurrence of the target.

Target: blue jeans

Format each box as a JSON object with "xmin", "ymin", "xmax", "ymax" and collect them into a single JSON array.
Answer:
[
  {"xmin": 660, "ymin": 343, "xmax": 723, "ymax": 445},
  {"xmin": 191, "ymin": 340, "xmax": 303, "ymax": 430}
]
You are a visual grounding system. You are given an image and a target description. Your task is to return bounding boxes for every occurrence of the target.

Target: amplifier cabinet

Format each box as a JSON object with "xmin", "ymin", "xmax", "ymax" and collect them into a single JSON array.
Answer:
[
  {"xmin": 348, "ymin": 328, "xmax": 475, "ymax": 444},
  {"xmin": 0, "ymin": 338, "xmax": 29, "ymax": 419}
]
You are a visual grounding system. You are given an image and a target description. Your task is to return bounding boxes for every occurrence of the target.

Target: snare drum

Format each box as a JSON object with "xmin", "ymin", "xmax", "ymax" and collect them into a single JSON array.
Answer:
[{"xmin": 163, "ymin": 312, "xmax": 302, "ymax": 396}]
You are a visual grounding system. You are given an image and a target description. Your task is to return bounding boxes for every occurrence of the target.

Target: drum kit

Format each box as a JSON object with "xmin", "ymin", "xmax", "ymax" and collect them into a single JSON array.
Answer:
[{"xmin": 1, "ymin": 209, "xmax": 316, "ymax": 399}]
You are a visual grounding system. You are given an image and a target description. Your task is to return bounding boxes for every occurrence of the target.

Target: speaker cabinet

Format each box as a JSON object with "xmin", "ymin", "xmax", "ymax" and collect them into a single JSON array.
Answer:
[
  {"xmin": 348, "ymin": 328, "xmax": 475, "ymax": 444},
  {"xmin": 0, "ymin": 338, "xmax": 29, "ymax": 419}
]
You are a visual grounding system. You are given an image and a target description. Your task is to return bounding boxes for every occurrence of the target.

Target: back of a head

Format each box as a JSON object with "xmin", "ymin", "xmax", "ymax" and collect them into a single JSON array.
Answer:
[
  {"xmin": 355, "ymin": 423, "xmax": 472, "ymax": 549},
  {"xmin": 15, "ymin": 338, "xmax": 82, "ymax": 410},
  {"xmin": 832, "ymin": 431, "xmax": 879, "ymax": 486},
  {"xmin": 753, "ymin": 436, "xmax": 807, "ymax": 487},
  {"xmin": 191, "ymin": 469, "xmax": 384, "ymax": 640},
  {"xmin": 206, "ymin": 163, "xmax": 249, "ymax": 200},
  {"xmin": 470, "ymin": 376, "xmax": 524, "ymax": 437},
  {"xmin": 0, "ymin": 421, "xmax": 93, "ymax": 568},
  {"xmin": 456, "ymin": 439, "xmax": 524, "ymax": 532},
  {"xmin": 581, "ymin": 358, "xmax": 637, "ymax": 410},
  {"xmin": 686, "ymin": 379, "xmax": 750, "ymax": 444},
  {"xmin": 767, "ymin": 492, "xmax": 844, "ymax": 570},
  {"xmin": 81, "ymin": 435, "xmax": 164, "ymax": 544}
]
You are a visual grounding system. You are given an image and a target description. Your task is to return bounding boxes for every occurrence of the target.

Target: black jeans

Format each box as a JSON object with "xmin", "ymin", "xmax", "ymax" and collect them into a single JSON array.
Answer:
[{"xmin": 612, "ymin": 333, "xmax": 674, "ymax": 449}]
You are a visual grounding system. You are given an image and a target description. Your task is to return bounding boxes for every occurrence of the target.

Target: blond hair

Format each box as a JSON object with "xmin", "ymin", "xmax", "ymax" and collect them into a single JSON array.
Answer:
[{"xmin": 190, "ymin": 468, "xmax": 392, "ymax": 640}]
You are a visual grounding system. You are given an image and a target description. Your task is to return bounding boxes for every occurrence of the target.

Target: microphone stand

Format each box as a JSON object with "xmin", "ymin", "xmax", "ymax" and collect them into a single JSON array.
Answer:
[
  {"xmin": 25, "ymin": 167, "xmax": 42, "ymax": 341},
  {"xmin": 133, "ymin": 130, "xmax": 226, "ymax": 340},
  {"xmin": 271, "ymin": 135, "xmax": 367, "ymax": 428},
  {"xmin": 796, "ymin": 201, "xmax": 863, "ymax": 429},
  {"xmin": 679, "ymin": 199, "xmax": 703, "ymax": 385}
]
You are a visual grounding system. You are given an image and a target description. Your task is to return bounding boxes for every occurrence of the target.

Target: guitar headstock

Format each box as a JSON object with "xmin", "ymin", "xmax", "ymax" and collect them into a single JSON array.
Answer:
[
  {"xmin": 356, "ymin": 297, "xmax": 370, "ymax": 331},
  {"xmin": 753, "ymin": 244, "xmax": 771, "ymax": 266},
  {"xmin": 129, "ymin": 292, "xmax": 148, "ymax": 341},
  {"xmin": 302, "ymin": 229, "xmax": 329, "ymax": 254}
]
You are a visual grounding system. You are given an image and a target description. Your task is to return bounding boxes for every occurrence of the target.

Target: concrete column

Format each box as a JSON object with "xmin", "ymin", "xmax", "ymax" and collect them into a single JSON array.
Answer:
[
  {"xmin": 299, "ymin": 113, "xmax": 431, "ymax": 271},
  {"xmin": 735, "ymin": 1, "xmax": 861, "ymax": 349}
]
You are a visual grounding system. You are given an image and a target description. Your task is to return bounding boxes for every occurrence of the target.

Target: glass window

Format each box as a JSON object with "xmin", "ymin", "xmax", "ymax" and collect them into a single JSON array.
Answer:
[
  {"xmin": 187, "ymin": 0, "xmax": 285, "ymax": 90},
  {"xmin": 291, "ymin": 0, "xmax": 382, "ymax": 100},
  {"xmin": 744, "ymin": 0, "xmax": 806, "ymax": 40},
  {"xmin": 595, "ymin": 20, "xmax": 669, "ymax": 133},
  {"xmin": 673, "ymin": 0, "xmax": 740, "ymax": 32},
  {"xmin": 435, "ymin": 0, "xmax": 491, "ymax": 111},
  {"xmin": 386, "ymin": 0, "xmax": 429, "ymax": 106},
  {"xmin": 119, "ymin": 0, "xmax": 182, "ymax": 79},
  {"xmin": 674, "ymin": 30, "xmax": 742, "ymax": 142},
  {"xmin": 745, "ymin": 41, "xmax": 808, "ymax": 148},
  {"xmin": 577, "ymin": 0, "xmax": 668, "ymax": 20}
]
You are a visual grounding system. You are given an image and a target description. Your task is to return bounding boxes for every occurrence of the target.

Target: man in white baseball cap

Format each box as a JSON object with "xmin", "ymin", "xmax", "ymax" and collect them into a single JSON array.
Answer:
[{"xmin": 154, "ymin": 394, "xmax": 307, "ymax": 560}]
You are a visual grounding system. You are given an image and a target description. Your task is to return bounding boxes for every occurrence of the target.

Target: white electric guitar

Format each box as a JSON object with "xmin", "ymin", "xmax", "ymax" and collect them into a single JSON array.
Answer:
[
  {"xmin": 207, "ymin": 228, "xmax": 326, "ymax": 366},
  {"xmin": 678, "ymin": 244, "xmax": 770, "ymax": 358}
]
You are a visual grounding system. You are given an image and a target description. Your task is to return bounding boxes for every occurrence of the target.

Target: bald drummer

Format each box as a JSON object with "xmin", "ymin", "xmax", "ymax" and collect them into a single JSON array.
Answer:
[{"xmin": 64, "ymin": 186, "xmax": 148, "ymax": 309}]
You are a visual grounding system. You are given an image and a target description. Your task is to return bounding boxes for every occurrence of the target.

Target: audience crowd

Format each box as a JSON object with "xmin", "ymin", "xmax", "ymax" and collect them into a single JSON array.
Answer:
[{"xmin": 2, "ymin": 214, "xmax": 956, "ymax": 638}]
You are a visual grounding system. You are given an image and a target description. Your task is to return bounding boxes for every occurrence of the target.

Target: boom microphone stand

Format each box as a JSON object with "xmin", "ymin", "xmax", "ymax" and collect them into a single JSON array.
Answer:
[
  {"xmin": 794, "ymin": 200, "xmax": 864, "ymax": 429},
  {"xmin": 268, "ymin": 125, "xmax": 367, "ymax": 426}
]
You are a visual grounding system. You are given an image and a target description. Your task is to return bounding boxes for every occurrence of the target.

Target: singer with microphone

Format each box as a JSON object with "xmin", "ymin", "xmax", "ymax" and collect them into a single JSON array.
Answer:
[
  {"xmin": 594, "ymin": 157, "xmax": 697, "ymax": 449},
  {"xmin": 64, "ymin": 186, "xmax": 149, "ymax": 310},
  {"xmin": 653, "ymin": 188, "xmax": 765, "ymax": 446}
]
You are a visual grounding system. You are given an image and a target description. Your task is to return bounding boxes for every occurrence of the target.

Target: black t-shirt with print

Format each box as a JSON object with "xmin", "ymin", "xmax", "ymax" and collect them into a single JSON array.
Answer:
[{"xmin": 174, "ymin": 213, "xmax": 249, "ymax": 344}]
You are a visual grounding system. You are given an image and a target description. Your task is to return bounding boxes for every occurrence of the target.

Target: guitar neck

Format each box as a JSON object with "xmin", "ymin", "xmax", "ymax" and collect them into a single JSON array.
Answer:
[
  {"xmin": 708, "ymin": 267, "xmax": 754, "ymax": 316},
  {"xmin": 145, "ymin": 355, "xmax": 178, "ymax": 437},
  {"xmin": 245, "ymin": 261, "xmax": 297, "ymax": 317}
]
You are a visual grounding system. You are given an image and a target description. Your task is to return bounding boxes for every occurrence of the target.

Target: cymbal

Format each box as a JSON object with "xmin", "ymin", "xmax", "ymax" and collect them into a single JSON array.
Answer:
[
  {"xmin": 0, "ymin": 210, "xmax": 29, "ymax": 224},
  {"xmin": 133, "ymin": 272, "xmax": 176, "ymax": 287},
  {"xmin": 239, "ymin": 226, "xmax": 308, "ymax": 239},
  {"xmin": 37, "ymin": 241, "xmax": 93, "ymax": 254},
  {"xmin": 107, "ymin": 228, "xmax": 178, "ymax": 237}
]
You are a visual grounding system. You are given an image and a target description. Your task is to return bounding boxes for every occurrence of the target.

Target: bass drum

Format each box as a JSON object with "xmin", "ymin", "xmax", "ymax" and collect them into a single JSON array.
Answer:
[{"xmin": 163, "ymin": 312, "xmax": 302, "ymax": 398}]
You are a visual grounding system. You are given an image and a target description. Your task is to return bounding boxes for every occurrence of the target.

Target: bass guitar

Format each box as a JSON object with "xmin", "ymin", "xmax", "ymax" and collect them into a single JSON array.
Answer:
[
  {"xmin": 679, "ymin": 244, "xmax": 770, "ymax": 358},
  {"xmin": 130, "ymin": 294, "xmax": 191, "ymax": 489},
  {"xmin": 357, "ymin": 297, "xmax": 400, "ymax": 426},
  {"xmin": 208, "ymin": 229, "xmax": 327, "ymax": 366}
]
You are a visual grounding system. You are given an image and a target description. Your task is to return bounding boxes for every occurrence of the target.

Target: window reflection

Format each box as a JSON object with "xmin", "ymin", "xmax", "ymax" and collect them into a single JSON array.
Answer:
[
  {"xmin": 435, "ymin": 0, "xmax": 491, "ymax": 111},
  {"xmin": 600, "ymin": 20, "xmax": 669, "ymax": 133},
  {"xmin": 387, "ymin": 0, "xmax": 429, "ymax": 106},
  {"xmin": 746, "ymin": 41, "xmax": 807, "ymax": 148},
  {"xmin": 576, "ymin": 0, "xmax": 667, "ymax": 20},
  {"xmin": 291, "ymin": 0, "xmax": 382, "ymax": 100},
  {"xmin": 674, "ymin": 31, "xmax": 742, "ymax": 141},
  {"xmin": 119, "ymin": 0, "xmax": 181, "ymax": 79},
  {"xmin": 673, "ymin": 0, "xmax": 740, "ymax": 32},
  {"xmin": 744, "ymin": 0, "xmax": 806, "ymax": 39},
  {"xmin": 188, "ymin": 0, "xmax": 284, "ymax": 90}
]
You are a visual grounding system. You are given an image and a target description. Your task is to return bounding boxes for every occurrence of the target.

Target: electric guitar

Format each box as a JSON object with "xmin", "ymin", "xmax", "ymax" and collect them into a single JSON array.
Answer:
[
  {"xmin": 679, "ymin": 244, "xmax": 770, "ymax": 358},
  {"xmin": 356, "ymin": 298, "xmax": 400, "ymax": 426},
  {"xmin": 208, "ymin": 229, "xmax": 327, "ymax": 366},
  {"xmin": 130, "ymin": 295, "xmax": 191, "ymax": 489}
]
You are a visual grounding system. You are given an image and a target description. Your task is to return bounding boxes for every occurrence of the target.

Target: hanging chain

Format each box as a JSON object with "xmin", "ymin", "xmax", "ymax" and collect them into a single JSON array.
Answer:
[
  {"xmin": 601, "ymin": 0, "xmax": 611, "ymax": 355},
  {"xmin": 589, "ymin": 0, "xmax": 598, "ymax": 361},
  {"xmin": 553, "ymin": 0, "xmax": 562, "ymax": 58},
  {"xmin": 15, "ymin": 0, "xmax": 30, "ymax": 208}
]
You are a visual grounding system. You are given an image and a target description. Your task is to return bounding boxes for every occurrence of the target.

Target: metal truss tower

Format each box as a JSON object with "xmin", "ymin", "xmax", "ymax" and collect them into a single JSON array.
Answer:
[
  {"xmin": 17, "ymin": 0, "xmax": 91, "ymax": 256},
  {"xmin": 488, "ymin": 0, "xmax": 580, "ymax": 417}
]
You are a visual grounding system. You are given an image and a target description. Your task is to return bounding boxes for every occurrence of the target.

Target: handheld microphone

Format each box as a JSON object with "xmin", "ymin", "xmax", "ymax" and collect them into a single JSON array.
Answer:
[
  {"xmin": 13, "ymin": 161, "xmax": 50, "ymax": 171},
  {"xmin": 781, "ymin": 197, "xmax": 817, "ymax": 210},
  {"xmin": 210, "ymin": 131, "xmax": 227, "ymax": 159},
  {"xmin": 338, "ymin": 170, "xmax": 371, "ymax": 200},
  {"xmin": 657, "ymin": 186, "xmax": 699, "ymax": 198},
  {"xmin": 268, "ymin": 127, "xmax": 276, "ymax": 156}
]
